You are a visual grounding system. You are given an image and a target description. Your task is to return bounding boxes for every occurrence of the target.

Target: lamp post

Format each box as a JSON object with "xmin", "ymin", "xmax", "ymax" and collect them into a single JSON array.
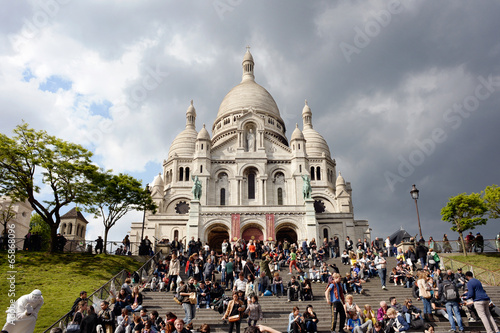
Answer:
[
  {"xmin": 140, "ymin": 183, "xmax": 150, "ymax": 243},
  {"xmin": 410, "ymin": 184, "xmax": 423, "ymax": 240}
]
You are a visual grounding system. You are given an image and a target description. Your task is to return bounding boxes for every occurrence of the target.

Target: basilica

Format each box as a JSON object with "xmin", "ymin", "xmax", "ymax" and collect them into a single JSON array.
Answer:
[{"xmin": 129, "ymin": 49, "xmax": 369, "ymax": 251}]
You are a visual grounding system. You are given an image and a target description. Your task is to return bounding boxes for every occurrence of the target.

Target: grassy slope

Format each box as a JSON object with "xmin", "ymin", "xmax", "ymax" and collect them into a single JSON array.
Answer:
[
  {"xmin": 445, "ymin": 252, "xmax": 500, "ymax": 271},
  {"xmin": 0, "ymin": 252, "xmax": 142, "ymax": 333}
]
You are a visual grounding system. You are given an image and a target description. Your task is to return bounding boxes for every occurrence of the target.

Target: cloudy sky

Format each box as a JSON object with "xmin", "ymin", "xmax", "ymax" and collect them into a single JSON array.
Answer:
[{"xmin": 1, "ymin": 1, "xmax": 499, "ymax": 245}]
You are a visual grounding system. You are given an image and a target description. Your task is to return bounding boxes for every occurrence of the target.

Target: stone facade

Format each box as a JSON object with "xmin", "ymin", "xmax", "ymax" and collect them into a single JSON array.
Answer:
[
  {"xmin": 130, "ymin": 49, "xmax": 370, "ymax": 250},
  {"xmin": 0, "ymin": 196, "xmax": 33, "ymax": 250},
  {"xmin": 58, "ymin": 207, "xmax": 88, "ymax": 241}
]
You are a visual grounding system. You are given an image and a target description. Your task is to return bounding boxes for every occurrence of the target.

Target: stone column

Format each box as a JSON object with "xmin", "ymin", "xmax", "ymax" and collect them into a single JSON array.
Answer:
[
  {"xmin": 187, "ymin": 200, "xmax": 200, "ymax": 242},
  {"xmin": 304, "ymin": 198, "xmax": 318, "ymax": 243}
]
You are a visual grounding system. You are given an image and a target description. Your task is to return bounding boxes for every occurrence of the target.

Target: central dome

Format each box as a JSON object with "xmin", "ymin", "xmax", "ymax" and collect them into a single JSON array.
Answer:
[
  {"xmin": 215, "ymin": 49, "xmax": 283, "ymax": 122},
  {"xmin": 217, "ymin": 80, "xmax": 281, "ymax": 119}
]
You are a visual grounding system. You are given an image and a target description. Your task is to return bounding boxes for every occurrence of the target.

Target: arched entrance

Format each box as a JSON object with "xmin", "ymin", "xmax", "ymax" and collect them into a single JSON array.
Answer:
[
  {"xmin": 276, "ymin": 225, "xmax": 298, "ymax": 244},
  {"xmin": 241, "ymin": 226, "xmax": 264, "ymax": 242},
  {"xmin": 207, "ymin": 226, "xmax": 230, "ymax": 253}
]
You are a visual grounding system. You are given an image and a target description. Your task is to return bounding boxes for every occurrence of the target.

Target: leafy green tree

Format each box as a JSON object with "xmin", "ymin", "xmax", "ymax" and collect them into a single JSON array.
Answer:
[
  {"xmin": 0, "ymin": 123, "xmax": 98, "ymax": 252},
  {"xmin": 30, "ymin": 213, "xmax": 51, "ymax": 251},
  {"xmin": 483, "ymin": 184, "xmax": 500, "ymax": 219},
  {"xmin": 441, "ymin": 192, "xmax": 488, "ymax": 256},
  {"xmin": 86, "ymin": 171, "xmax": 156, "ymax": 254}
]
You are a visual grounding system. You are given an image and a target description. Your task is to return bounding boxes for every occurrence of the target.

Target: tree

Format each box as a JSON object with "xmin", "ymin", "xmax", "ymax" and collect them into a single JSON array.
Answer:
[
  {"xmin": 30, "ymin": 213, "xmax": 51, "ymax": 251},
  {"xmin": 86, "ymin": 171, "xmax": 156, "ymax": 254},
  {"xmin": 441, "ymin": 192, "xmax": 488, "ymax": 256},
  {"xmin": 483, "ymin": 184, "xmax": 500, "ymax": 219},
  {"xmin": 0, "ymin": 123, "xmax": 98, "ymax": 252}
]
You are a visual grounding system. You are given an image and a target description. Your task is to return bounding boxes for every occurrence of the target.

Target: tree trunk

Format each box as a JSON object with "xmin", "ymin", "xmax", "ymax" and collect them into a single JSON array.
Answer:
[
  {"xmin": 50, "ymin": 224, "xmax": 59, "ymax": 253},
  {"xmin": 458, "ymin": 231, "xmax": 467, "ymax": 257},
  {"xmin": 104, "ymin": 227, "xmax": 109, "ymax": 255}
]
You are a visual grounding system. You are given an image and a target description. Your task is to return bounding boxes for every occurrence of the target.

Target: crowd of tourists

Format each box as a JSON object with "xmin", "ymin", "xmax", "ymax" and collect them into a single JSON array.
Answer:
[{"xmin": 50, "ymin": 235, "xmax": 500, "ymax": 333}]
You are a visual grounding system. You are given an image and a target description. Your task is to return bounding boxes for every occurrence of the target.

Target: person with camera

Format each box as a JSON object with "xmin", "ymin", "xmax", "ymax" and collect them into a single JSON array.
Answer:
[{"xmin": 222, "ymin": 292, "xmax": 246, "ymax": 333}]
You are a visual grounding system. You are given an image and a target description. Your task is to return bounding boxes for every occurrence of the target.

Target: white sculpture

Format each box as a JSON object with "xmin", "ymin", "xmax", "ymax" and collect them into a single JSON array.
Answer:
[
  {"xmin": 3, "ymin": 289, "xmax": 44, "ymax": 333},
  {"xmin": 247, "ymin": 128, "xmax": 255, "ymax": 152}
]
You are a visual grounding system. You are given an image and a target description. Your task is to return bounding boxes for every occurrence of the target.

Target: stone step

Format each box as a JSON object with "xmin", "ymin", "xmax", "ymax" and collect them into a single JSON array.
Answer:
[{"xmin": 140, "ymin": 256, "xmax": 500, "ymax": 332}]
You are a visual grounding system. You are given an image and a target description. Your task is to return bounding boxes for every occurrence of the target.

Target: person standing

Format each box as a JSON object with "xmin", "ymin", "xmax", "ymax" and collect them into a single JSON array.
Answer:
[
  {"xmin": 179, "ymin": 277, "xmax": 197, "ymax": 325},
  {"xmin": 222, "ymin": 292, "xmax": 245, "ymax": 333},
  {"xmin": 95, "ymin": 236, "xmax": 104, "ymax": 254},
  {"xmin": 474, "ymin": 233, "xmax": 484, "ymax": 253},
  {"xmin": 438, "ymin": 275, "xmax": 464, "ymax": 332},
  {"xmin": 384, "ymin": 237, "xmax": 391, "ymax": 257},
  {"xmin": 167, "ymin": 253, "xmax": 180, "ymax": 292},
  {"xmin": 374, "ymin": 251, "xmax": 387, "ymax": 290},
  {"xmin": 325, "ymin": 273, "xmax": 346, "ymax": 333},
  {"xmin": 416, "ymin": 241, "xmax": 428, "ymax": 268},
  {"xmin": 464, "ymin": 271, "xmax": 499, "ymax": 333},
  {"xmin": 345, "ymin": 236, "xmax": 353, "ymax": 252},
  {"xmin": 496, "ymin": 232, "xmax": 500, "ymax": 252},
  {"xmin": 289, "ymin": 249, "xmax": 301, "ymax": 274}
]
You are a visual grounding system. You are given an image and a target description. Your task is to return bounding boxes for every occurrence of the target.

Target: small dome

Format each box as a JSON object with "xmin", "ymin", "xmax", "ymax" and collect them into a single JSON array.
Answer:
[
  {"xmin": 336, "ymin": 172, "xmax": 346, "ymax": 187},
  {"xmin": 243, "ymin": 48, "xmax": 254, "ymax": 62},
  {"xmin": 186, "ymin": 100, "xmax": 196, "ymax": 116},
  {"xmin": 153, "ymin": 173, "xmax": 163, "ymax": 187},
  {"xmin": 291, "ymin": 124, "xmax": 304, "ymax": 141},
  {"xmin": 168, "ymin": 127, "xmax": 198, "ymax": 158},
  {"xmin": 197, "ymin": 124, "xmax": 210, "ymax": 140},
  {"xmin": 302, "ymin": 100, "xmax": 312, "ymax": 116},
  {"xmin": 302, "ymin": 128, "xmax": 331, "ymax": 158}
]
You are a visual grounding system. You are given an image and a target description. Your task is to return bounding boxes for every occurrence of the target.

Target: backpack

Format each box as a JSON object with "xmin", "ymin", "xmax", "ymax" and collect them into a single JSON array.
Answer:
[
  {"xmin": 442, "ymin": 282, "xmax": 458, "ymax": 302},
  {"xmin": 433, "ymin": 253, "xmax": 440, "ymax": 262}
]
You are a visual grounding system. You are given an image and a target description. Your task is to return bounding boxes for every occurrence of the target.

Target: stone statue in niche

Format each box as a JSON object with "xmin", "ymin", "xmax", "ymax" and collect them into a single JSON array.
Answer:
[{"xmin": 246, "ymin": 128, "xmax": 255, "ymax": 152}]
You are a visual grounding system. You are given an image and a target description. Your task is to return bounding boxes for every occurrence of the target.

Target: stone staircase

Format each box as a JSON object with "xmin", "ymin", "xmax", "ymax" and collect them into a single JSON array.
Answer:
[{"xmin": 141, "ymin": 256, "xmax": 500, "ymax": 333}]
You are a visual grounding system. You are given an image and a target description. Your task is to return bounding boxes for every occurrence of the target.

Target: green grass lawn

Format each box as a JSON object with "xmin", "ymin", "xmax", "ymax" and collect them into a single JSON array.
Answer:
[
  {"xmin": 442, "ymin": 252, "xmax": 500, "ymax": 286},
  {"xmin": 0, "ymin": 251, "xmax": 143, "ymax": 332},
  {"xmin": 444, "ymin": 252, "xmax": 500, "ymax": 271}
]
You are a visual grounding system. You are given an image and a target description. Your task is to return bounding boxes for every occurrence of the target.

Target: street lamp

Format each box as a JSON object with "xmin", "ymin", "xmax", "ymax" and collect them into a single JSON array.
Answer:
[
  {"xmin": 410, "ymin": 184, "xmax": 423, "ymax": 240},
  {"xmin": 140, "ymin": 183, "xmax": 150, "ymax": 243}
]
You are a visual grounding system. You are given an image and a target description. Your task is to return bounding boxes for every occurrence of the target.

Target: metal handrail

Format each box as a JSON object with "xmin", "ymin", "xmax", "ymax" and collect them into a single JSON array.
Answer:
[{"xmin": 43, "ymin": 251, "xmax": 162, "ymax": 332}]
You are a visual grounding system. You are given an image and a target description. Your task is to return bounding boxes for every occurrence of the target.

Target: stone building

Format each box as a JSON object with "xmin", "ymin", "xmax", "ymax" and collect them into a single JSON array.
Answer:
[
  {"xmin": 59, "ymin": 207, "xmax": 88, "ymax": 241},
  {"xmin": 0, "ymin": 196, "xmax": 33, "ymax": 250},
  {"xmin": 130, "ymin": 49, "xmax": 369, "ymax": 251}
]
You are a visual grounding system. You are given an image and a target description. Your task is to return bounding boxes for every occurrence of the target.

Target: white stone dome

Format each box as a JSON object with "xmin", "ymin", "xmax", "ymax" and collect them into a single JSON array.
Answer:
[
  {"xmin": 336, "ymin": 172, "xmax": 346, "ymax": 187},
  {"xmin": 217, "ymin": 79, "xmax": 281, "ymax": 120},
  {"xmin": 215, "ymin": 49, "xmax": 283, "ymax": 122},
  {"xmin": 303, "ymin": 128, "xmax": 331, "ymax": 158},
  {"xmin": 291, "ymin": 123, "xmax": 304, "ymax": 141},
  {"xmin": 168, "ymin": 101, "xmax": 198, "ymax": 158},
  {"xmin": 169, "ymin": 128, "xmax": 197, "ymax": 157},
  {"xmin": 197, "ymin": 124, "xmax": 210, "ymax": 140}
]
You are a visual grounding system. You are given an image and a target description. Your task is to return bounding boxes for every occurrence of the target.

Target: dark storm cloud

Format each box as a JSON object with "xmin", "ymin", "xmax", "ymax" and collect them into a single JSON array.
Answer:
[{"xmin": 1, "ymin": 0, "xmax": 498, "ymax": 240}]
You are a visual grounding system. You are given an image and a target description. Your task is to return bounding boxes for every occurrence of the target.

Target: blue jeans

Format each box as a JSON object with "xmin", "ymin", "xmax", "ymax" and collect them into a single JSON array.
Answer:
[
  {"xmin": 419, "ymin": 257, "xmax": 426, "ymax": 268},
  {"xmin": 422, "ymin": 298, "xmax": 432, "ymax": 314},
  {"xmin": 273, "ymin": 283, "xmax": 284, "ymax": 296},
  {"xmin": 445, "ymin": 302, "xmax": 464, "ymax": 331},
  {"xmin": 352, "ymin": 284, "xmax": 362, "ymax": 293},
  {"xmin": 306, "ymin": 320, "xmax": 318, "ymax": 332},
  {"xmin": 182, "ymin": 303, "xmax": 196, "ymax": 324},
  {"xmin": 378, "ymin": 268, "xmax": 387, "ymax": 287}
]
